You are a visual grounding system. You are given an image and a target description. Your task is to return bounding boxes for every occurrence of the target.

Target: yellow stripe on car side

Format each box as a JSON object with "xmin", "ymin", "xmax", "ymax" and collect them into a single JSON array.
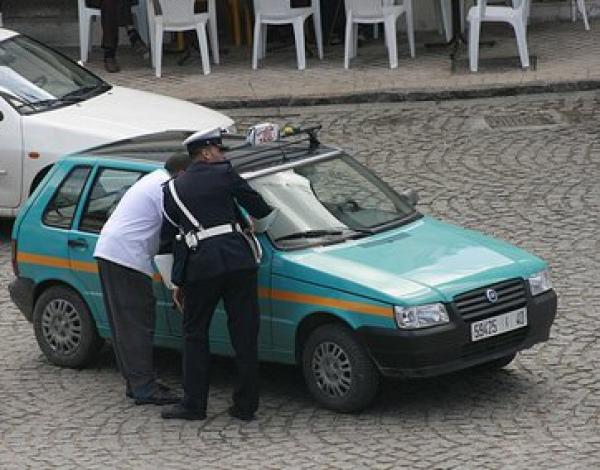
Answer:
[
  {"xmin": 259, "ymin": 287, "xmax": 391, "ymax": 318},
  {"xmin": 17, "ymin": 252, "xmax": 163, "ymax": 282},
  {"xmin": 18, "ymin": 252, "xmax": 390, "ymax": 318}
]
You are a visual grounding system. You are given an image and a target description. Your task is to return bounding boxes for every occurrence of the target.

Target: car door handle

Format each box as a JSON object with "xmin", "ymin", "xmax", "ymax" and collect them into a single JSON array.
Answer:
[
  {"xmin": 68, "ymin": 238, "xmax": 89, "ymax": 249},
  {"xmin": 0, "ymin": 170, "xmax": 7, "ymax": 175}
]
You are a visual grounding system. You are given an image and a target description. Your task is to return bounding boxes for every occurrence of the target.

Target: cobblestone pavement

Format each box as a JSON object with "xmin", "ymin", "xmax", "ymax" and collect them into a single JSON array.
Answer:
[
  {"xmin": 2, "ymin": 91, "xmax": 600, "ymax": 469},
  {"xmin": 71, "ymin": 21, "xmax": 600, "ymax": 106}
]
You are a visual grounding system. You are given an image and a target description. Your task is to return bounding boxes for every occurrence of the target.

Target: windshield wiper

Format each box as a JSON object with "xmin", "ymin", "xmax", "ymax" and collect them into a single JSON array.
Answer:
[
  {"xmin": 275, "ymin": 229, "xmax": 344, "ymax": 242},
  {"xmin": 346, "ymin": 227, "xmax": 374, "ymax": 237},
  {"xmin": 368, "ymin": 212, "xmax": 422, "ymax": 232},
  {"xmin": 62, "ymin": 83, "xmax": 110, "ymax": 101}
]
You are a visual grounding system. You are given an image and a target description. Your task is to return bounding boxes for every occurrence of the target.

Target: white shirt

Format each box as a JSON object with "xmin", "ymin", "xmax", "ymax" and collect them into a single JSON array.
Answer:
[{"xmin": 94, "ymin": 169, "xmax": 170, "ymax": 277}]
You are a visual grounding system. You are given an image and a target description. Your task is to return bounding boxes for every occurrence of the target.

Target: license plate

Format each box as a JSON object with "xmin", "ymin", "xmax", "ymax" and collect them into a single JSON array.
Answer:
[{"xmin": 470, "ymin": 308, "xmax": 528, "ymax": 342}]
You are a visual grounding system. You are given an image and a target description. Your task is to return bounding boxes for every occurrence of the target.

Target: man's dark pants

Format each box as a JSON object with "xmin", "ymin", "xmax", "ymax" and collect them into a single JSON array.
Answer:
[
  {"xmin": 100, "ymin": 0, "xmax": 134, "ymax": 53},
  {"xmin": 182, "ymin": 269, "xmax": 260, "ymax": 416},
  {"xmin": 97, "ymin": 257, "xmax": 156, "ymax": 396}
]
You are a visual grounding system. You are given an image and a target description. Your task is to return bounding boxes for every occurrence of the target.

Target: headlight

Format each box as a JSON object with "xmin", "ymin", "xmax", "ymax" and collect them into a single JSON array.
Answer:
[
  {"xmin": 528, "ymin": 270, "xmax": 552, "ymax": 296},
  {"xmin": 394, "ymin": 303, "xmax": 449, "ymax": 329}
]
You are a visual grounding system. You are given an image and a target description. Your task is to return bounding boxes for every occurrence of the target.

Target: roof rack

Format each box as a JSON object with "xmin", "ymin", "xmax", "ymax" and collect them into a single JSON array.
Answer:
[
  {"xmin": 226, "ymin": 125, "xmax": 323, "ymax": 172},
  {"xmin": 79, "ymin": 125, "xmax": 336, "ymax": 175}
]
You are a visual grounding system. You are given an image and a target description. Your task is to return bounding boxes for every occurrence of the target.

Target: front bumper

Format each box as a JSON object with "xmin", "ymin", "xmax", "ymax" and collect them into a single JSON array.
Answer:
[
  {"xmin": 356, "ymin": 289, "xmax": 557, "ymax": 378},
  {"xmin": 8, "ymin": 277, "xmax": 35, "ymax": 322}
]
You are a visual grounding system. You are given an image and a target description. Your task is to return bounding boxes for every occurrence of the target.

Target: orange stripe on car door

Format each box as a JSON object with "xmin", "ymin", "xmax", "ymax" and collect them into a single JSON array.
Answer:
[
  {"xmin": 260, "ymin": 287, "xmax": 391, "ymax": 317},
  {"xmin": 17, "ymin": 252, "xmax": 163, "ymax": 281}
]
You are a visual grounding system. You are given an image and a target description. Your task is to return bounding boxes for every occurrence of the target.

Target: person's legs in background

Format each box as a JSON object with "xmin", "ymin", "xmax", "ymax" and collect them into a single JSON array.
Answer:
[
  {"xmin": 101, "ymin": 0, "xmax": 147, "ymax": 72},
  {"xmin": 124, "ymin": 0, "xmax": 149, "ymax": 56},
  {"xmin": 101, "ymin": 0, "xmax": 123, "ymax": 72}
]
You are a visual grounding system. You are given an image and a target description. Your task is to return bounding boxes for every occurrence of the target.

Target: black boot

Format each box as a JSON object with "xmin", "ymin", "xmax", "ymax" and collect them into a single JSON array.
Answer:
[
  {"xmin": 161, "ymin": 403, "xmax": 207, "ymax": 421},
  {"xmin": 127, "ymin": 28, "xmax": 149, "ymax": 56},
  {"xmin": 227, "ymin": 406, "xmax": 255, "ymax": 422},
  {"xmin": 103, "ymin": 49, "xmax": 120, "ymax": 73}
]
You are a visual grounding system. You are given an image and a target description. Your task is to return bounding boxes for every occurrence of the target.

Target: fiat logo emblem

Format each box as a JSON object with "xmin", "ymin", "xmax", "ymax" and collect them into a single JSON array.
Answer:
[{"xmin": 486, "ymin": 289, "xmax": 498, "ymax": 303}]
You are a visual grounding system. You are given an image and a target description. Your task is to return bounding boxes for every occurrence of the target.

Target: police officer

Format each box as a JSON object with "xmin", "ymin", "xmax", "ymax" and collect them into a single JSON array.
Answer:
[{"xmin": 160, "ymin": 129, "xmax": 273, "ymax": 421}]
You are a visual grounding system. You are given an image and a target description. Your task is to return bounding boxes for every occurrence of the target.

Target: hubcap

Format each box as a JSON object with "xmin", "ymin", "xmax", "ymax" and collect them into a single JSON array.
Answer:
[
  {"xmin": 41, "ymin": 299, "xmax": 82, "ymax": 355},
  {"xmin": 312, "ymin": 341, "xmax": 352, "ymax": 397}
]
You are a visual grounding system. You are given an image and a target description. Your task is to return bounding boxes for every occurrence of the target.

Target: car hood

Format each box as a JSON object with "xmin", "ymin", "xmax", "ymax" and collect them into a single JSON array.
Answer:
[
  {"xmin": 272, "ymin": 216, "xmax": 547, "ymax": 305},
  {"xmin": 23, "ymin": 85, "xmax": 233, "ymax": 155}
]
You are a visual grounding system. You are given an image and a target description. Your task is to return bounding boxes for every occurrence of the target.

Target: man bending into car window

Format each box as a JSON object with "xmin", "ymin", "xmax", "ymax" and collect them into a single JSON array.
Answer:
[{"xmin": 94, "ymin": 154, "xmax": 189, "ymax": 405}]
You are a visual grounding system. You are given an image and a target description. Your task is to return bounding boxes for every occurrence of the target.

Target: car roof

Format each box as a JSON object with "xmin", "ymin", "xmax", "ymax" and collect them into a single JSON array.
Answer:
[
  {"xmin": 0, "ymin": 28, "xmax": 19, "ymax": 42},
  {"xmin": 67, "ymin": 130, "xmax": 343, "ymax": 179}
]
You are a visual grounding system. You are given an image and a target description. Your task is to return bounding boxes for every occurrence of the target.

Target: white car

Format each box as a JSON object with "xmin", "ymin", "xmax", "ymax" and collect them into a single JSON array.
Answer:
[{"xmin": 0, "ymin": 28, "xmax": 233, "ymax": 217}]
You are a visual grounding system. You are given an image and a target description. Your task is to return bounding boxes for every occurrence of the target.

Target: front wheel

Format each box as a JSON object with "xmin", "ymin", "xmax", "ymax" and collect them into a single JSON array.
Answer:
[
  {"xmin": 302, "ymin": 324, "xmax": 380, "ymax": 413},
  {"xmin": 33, "ymin": 286, "xmax": 104, "ymax": 368}
]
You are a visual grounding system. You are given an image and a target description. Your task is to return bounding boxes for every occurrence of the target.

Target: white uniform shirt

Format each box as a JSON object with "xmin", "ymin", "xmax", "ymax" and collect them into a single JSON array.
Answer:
[{"xmin": 94, "ymin": 169, "xmax": 170, "ymax": 277}]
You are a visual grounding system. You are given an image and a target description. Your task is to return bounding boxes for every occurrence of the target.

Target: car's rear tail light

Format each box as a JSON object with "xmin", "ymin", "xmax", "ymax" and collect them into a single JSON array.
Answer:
[{"xmin": 11, "ymin": 239, "xmax": 19, "ymax": 277}]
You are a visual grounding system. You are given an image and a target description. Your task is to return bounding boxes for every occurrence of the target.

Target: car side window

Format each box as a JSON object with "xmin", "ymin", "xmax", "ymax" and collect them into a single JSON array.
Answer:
[
  {"xmin": 42, "ymin": 166, "xmax": 92, "ymax": 230},
  {"xmin": 79, "ymin": 168, "xmax": 144, "ymax": 233}
]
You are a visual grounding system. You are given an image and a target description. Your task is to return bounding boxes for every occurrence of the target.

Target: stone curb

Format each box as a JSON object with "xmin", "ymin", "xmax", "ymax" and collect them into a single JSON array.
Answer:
[{"xmin": 190, "ymin": 79, "xmax": 600, "ymax": 109}]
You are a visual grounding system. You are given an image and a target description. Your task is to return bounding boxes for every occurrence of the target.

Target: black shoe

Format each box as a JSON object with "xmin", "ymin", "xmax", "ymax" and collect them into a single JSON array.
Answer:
[
  {"xmin": 128, "ymin": 29, "xmax": 149, "ymax": 57},
  {"xmin": 227, "ymin": 406, "xmax": 255, "ymax": 422},
  {"xmin": 104, "ymin": 56, "xmax": 121, "ymax": 73},
  {"xmin": 161, "ymin": 403, "xmax": 206, "ymax": 420},
  {"xmin": 134, "ymin": 387, "xmax": 180, "ymax": 406}
]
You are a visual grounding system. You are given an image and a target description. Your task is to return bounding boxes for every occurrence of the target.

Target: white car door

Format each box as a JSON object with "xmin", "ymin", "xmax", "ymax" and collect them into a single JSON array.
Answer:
[{"xmin": 0, "ymin": 96, "xmax": 23, "ymax": 208}]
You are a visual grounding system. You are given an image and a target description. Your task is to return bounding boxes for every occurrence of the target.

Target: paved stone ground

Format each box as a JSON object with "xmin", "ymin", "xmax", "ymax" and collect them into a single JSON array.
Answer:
[
  {"xmin": 69, "ymin": 21, "xmax": 600, "ymax": 106},
  {"xmin": 1, "ymin": 91, "xmax": 600, "ymax": 468}
]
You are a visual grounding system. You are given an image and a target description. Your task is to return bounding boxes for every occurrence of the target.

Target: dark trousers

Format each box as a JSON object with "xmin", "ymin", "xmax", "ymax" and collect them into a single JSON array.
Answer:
[
  {"xmin": 182, "ymin": 269, "xmax": 260, "ymax": 415},
  {"xmin": 100, "ymin": 0, "xmax": 134, "ymax": 53},
  {"xmin": 97, "ymin": 258, "xmax": 156, "ymax": 395}
]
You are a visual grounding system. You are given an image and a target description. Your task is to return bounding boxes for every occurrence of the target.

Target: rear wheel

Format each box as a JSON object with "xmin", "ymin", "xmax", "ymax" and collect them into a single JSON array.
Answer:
[
  {"xmin": 302, "ymin": 324, "xmax": 379, "ymax": 412},
  {"xmin": 33, "ymin": 286, "xmax": 104, "ymax": 368}
]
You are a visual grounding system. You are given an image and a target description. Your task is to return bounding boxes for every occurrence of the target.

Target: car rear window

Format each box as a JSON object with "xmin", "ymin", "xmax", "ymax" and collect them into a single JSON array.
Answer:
[
  {"xmin": 42, "ymin": 166, "xmax": 92, "ymax": 229},
  {"xmin": 78, "ymin": 168, "xmax": 145, "ymax": 233}
]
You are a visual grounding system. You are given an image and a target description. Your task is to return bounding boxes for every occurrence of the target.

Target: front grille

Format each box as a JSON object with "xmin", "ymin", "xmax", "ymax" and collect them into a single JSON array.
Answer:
[
  {"xmin": 453, "ymin": 278, "xmax": 527, "ymax": 322},
  {"xmin": 461, "ymin": 327, "xmax": 528, "ymax": 360}
]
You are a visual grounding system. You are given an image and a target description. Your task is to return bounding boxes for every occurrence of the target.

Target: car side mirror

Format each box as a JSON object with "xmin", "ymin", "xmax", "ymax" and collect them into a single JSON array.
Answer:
[{"xmin": 402, "ymin": 189, "xmax": 419, "ymax": 208}]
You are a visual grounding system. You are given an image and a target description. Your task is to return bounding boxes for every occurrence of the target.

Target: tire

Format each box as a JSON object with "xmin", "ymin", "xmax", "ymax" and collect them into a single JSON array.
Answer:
[
  {"xmin": 302, "ymin": 324, "xmax": 380, "ymax": 413},
  {"xmin": 33, "ymin": 286, "xmax": 104, "ymax": 368}
]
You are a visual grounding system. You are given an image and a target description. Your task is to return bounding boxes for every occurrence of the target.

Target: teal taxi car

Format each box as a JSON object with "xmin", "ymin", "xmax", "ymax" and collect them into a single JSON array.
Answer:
[{"xmin": 9, "ymin": 129, "xmax": 557, "ymax": 412}]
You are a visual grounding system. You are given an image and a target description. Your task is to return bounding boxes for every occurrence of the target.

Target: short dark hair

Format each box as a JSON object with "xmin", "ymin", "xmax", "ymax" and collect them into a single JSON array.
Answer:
[{"xmin": 164, "ymin": 154, "xmax": 191, "ymax": 176}]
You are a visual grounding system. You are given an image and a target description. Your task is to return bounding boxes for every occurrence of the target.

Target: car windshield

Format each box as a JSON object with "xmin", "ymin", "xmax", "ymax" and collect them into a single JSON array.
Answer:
[
  {"xmin": 250, "ymin": 154, "xmax": 418, "ymax": 248},
  {"xmin": 0, "ymin": 34, "xmax": 107, "ymax": 112}
]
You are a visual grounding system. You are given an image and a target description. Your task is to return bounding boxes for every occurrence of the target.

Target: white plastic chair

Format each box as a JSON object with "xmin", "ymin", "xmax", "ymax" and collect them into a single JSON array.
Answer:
[
  {"xmin": 344, "ymin": 0, "xmax": 415, "ymax": 70},
  {"xmin": 252, "ymin": 0, "xmax": 323, "ymax": 71},
  {"xmin": 151, "ymin": 0, "xmax": 211, "ymax": 77},
  {"xmin": 467, "ymin": 0, "xmax": 530, "ymax": 72},
  {"xmin": 146, "ymin": 0, "xmax": 219, "ymax": 69},
  {"xmin": 572, "ymin": 0, "xmax": 590, "ymax": 31},
  {"xmin": 77, "ymin": 0, "xmax": 149, "ymax": 64}
]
